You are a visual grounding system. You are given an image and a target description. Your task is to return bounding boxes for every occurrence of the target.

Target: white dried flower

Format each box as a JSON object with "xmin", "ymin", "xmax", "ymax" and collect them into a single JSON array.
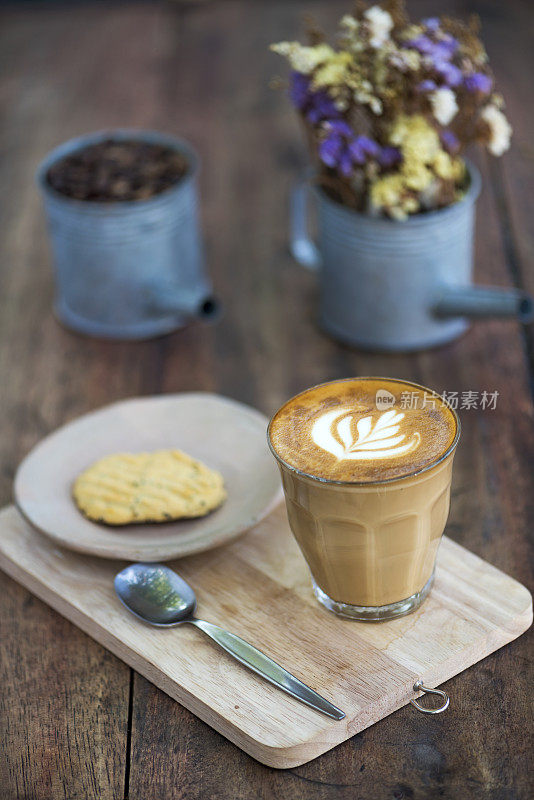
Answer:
[
  {"xmin": 370, "ymin": 97, "xmax": 383, "ymax": 115},
  {"xmin": 430, "ymin": 88, "xmax": 459, "ymax": 126},
  {"xmin": 364, "ymin": 6, "xmax": 394, "ymax": 49},
  {"xmin": 480, "ymin": 105, "xmax": 512, "ymax": 155},
  {"xmin": 340, "ymin": 14, "xmax": 359, "ymax": 33},
  {"xmin": 270, "ymin": 42, "xmax": 334, "ymax": 75},
  {"xmin": 340, "ymin": 14, "xmax": 365, "ymax": 54},
  {"xmin": 354, "ymin": 89, "xmax": 383, "ymax": 116},
  {"xmin": 389, "ymin": 50, "xmax": 421, "ymax": 72}
]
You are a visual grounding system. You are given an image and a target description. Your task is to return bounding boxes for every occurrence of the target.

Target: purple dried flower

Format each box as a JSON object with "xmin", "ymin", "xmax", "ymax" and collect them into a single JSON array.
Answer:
[
  {"xmin": 406, "ymin": 34, "xmax": 435, "ymax": 55},
  {"xmin": 404, "ymin": 34, "xmax": 458, "ymax": 64},
  {"xmin": 431, "ymin": 42, "xmax": 457, "ymax": 63},
  {"xmin": 378, "ymin": 146, "xmax": 402, "ymax": 167},
  {"xmin": 289, "ymin": 72, "xmax": 341, "ymax": 125},
  {"xmin": 437, "ymin": 33, "xmax": 458, "ymax": 57},
  {"xmin": 440, "ymin": 130, "xmax": 460, "ymax": 154},
  {"xmin": 319, "ymin": 134, "xmax": 343, "ymax": 168},
  {"xmin": 347, "ymin": 138, "xmax": 366, "ymax": 164},
  {"xmin": 359, "ymin": 135, "xmax": 381, "ymax": 158},
  {"xmin": 320, "ymin": 127, "xmax": 383, "ymax": 175},
  {"xmin": 434, "ymin": 60, "xmax": 463, "ymax": 87},
  {"xmin": 307, "ymin": 94, "xmax": 341, "ymax": 124},
  {"xmin": 417, "ymin": 79, "xmax": 437, "ymax": 92},
  {"xmin": 339, "ymin": 150, "xmax": 354, "ymax": 177},
  {"xmin": 347, "ymin": 136, "xmax": 381, "ymax": 164},
  {"xmin": 326, "ymin": 119, "xmax": 353, "ymax": 137},
  {"xmin": 423, "ymin": 17, "xmax": 440, "ymax": 33},
  {"xmin": 464, "ymin": 72, "xmax": 493, "ymax": 93},
  {"xmin": 289, "ymin": 71, "xmax": 310, "ymax": 110}
]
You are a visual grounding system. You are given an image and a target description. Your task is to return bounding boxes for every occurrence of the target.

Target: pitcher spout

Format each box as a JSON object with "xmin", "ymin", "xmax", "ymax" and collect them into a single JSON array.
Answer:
[
  {"xmin": 146, "ymin": 283, "xmax": 221, "ymax": 322},
  {"xmin": 432, "ymin": 286, "xmax": 533, "ymax": 323}
]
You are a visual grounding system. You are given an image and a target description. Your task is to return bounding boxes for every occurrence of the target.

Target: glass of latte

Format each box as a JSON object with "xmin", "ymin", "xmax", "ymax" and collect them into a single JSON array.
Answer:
[{"xmin": 268, "ymin": 378, "xmax": 460, "ymax": 621}]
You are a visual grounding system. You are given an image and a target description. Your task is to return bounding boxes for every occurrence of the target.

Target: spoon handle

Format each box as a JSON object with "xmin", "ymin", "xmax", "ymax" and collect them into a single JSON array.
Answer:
[{"xmin": 190, "ymin": 618, "xmax": 345, "ymax": 720}]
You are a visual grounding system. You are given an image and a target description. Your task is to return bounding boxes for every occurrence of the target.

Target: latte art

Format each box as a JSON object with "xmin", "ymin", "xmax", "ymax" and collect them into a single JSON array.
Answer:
[
  {"xmin": 311, "ymin": 408, "xmax": 421, "ymax": 461},
  {"xmin": 268, "ymin": 378, "xmax": 457, "ymax": 483}
]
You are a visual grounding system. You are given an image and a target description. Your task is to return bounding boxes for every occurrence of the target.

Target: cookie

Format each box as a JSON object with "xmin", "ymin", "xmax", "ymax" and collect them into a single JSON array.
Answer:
[{"xmin": 72, "ymin": 449, "xmax": 226, "ymax": 525}]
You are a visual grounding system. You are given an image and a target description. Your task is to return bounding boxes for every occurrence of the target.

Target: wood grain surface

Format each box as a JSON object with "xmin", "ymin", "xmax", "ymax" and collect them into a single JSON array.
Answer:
[
  {"xmin": 0, "ymin": 0, "xmax": 533, "ymax": 798},
  {"xmin": 0, "ymin": 505, "xmax": 530, "ymax": 769}
]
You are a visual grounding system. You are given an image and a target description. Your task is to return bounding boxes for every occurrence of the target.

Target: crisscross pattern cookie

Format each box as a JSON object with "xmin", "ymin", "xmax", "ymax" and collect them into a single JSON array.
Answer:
[{"xmin": 73, "ymin": 450, "xmax": 226, "ymax": 525}]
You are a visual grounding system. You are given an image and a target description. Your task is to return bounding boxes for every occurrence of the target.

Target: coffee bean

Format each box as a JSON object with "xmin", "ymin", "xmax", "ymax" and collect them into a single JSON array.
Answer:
[{"xmin": 46, "ymin": 139, "xmax": 189, "ymax": 202}]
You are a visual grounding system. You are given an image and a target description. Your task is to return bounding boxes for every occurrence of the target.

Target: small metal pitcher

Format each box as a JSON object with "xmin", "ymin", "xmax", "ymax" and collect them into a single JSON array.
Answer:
[
  {"xmin": 291, "ymin": 162, "xmax": 532, "ymax": 351},
  {"xmin": 37, "ymin": 130, "xmax": 218, "ymax": 340}
]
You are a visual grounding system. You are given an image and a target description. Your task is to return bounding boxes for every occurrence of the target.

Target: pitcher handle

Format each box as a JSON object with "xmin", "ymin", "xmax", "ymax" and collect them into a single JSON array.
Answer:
[{"xmin": 290, "ymin": 171, "xmax": 322, "ymax": 270}]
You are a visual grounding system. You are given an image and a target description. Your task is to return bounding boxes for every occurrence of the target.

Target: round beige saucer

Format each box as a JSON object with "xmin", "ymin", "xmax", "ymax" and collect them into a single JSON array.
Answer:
[{"xmin": 14, "ymin": 393, "xmax": 283, "ymax": 561}]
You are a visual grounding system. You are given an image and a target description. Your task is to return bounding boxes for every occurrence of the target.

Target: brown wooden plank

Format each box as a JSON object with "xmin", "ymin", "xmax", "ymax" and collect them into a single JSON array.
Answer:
[
  {"xmin": 0, "ymin": 6, "xmax": 172, "ymax": 800},
  {"xmin": 476, "ymin": 0, "xmax": 534, "ymax": 377},
  {"xmin": 0, "ymin": 576, "xmax": 130, "ymax": 800}
]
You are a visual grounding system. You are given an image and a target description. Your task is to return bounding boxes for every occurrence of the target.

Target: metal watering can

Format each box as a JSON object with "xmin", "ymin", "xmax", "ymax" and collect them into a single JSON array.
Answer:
[
  {"xmin": 291, "ymin": 163, "xmax": 533, "ymax": 351},
  {"xmin": 38, "ymin": 130, "xmax": 218, "ymax": 340}
]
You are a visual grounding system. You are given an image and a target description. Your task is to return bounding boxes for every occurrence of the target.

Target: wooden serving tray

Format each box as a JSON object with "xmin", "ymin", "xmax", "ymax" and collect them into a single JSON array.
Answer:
[{"xmin": 0, "ymin": 504, "xmax": 531, "ymax": 768}]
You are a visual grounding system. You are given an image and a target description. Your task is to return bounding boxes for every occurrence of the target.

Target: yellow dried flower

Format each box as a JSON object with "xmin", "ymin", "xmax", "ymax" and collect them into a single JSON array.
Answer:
[
  {"xmin": 370, "ymin": 174, "xmax": 422, "ymax": 219},
  {"xmin": 312, "ymin": 51, "xmax": 353, "ymax": 90},
  {"xmin": 390, "ymin": 115, "xmax": 440, "ymax": 161},
  {"xmin": 370, "ymin": 115, "xmax": 465, "ymax": 217},
  {"xmin": 433, "ymin": 151, "xmax": 454, "ymax": 179},
  {"xmin": 432, "ymin": 151, "xmax": 464, "ymax": 181},
  {"xmin": 404, "ymin": 49, "xmax": 421, "ymax": 70},
  {"xmin": 401, "ymin": 49, "xmax": 421, "ymax": 70},
  {"xmin": 402, "ymin": 197, "xmax": 420, "ymax": 214},
  {"xmin": 400, "ymin": 24, "xmax": 423, "ymax": 41},
  {"xmin": 370, "ymin": 174, "xmax": 404, "ymax": 208},
  {"xmin": 403, "ymin": 162, "xmax": 434, "ymax": 191}
]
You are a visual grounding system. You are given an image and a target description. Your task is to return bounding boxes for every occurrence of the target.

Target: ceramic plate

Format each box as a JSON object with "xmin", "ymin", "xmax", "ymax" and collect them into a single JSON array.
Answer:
[{"xmin": 14, "ymin": 393, "xmax": 283, "ymax": 560}]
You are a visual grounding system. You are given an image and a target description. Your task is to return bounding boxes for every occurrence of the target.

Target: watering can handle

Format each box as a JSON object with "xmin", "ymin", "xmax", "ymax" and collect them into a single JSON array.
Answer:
[{"xmin": 290, "ymin": 171, "xmax": 322, "ymax": 270}]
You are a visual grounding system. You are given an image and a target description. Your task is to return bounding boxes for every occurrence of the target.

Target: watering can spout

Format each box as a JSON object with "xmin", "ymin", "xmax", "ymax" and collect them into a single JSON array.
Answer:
[
  {"xmin": 433, "ymin": 286, "xmax": 534, "ymax": 324},
  {"xmin": 196, "ymin": 296, "xmax": 220, "ymax": 320},
  {"xmin": 145, "ymin": 283, "xmax": 221, "ymax": 323}
]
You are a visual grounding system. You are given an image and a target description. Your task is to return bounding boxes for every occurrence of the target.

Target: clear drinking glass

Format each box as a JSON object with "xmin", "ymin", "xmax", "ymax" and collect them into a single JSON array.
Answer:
[{"xmin": 268, "ymin": 379, "xmax": 460, "ymax": 621}]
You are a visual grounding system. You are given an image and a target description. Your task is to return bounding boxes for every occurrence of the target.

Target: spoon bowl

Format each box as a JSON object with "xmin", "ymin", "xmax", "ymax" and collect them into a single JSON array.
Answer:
[{"xmin": 115, "ymin": 563, "xmax": 196, "ymax": 625}]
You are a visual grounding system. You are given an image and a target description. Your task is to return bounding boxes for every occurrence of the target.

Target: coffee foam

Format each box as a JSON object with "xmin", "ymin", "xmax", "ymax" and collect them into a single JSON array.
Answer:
[{"xmin": 269, "ymin": 378, "xmax": 457, "ymax": 483}]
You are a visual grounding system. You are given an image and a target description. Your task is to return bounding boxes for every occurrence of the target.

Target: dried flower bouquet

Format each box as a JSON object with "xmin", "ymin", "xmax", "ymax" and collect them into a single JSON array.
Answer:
[{"xmin": 271, "ymin": 1, "xmax": 512, "ymax": 219}]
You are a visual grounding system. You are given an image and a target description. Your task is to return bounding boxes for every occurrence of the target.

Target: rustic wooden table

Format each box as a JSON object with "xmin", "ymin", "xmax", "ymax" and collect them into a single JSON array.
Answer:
[{"xmin": 1, "ymin": 1, "xmax": 532, "ymax": 798}]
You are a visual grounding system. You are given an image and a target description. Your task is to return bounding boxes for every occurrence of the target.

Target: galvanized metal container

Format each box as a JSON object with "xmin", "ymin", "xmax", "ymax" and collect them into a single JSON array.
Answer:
[
  {"xmin": 291, "ymin": 162, "xmax": 532, "ymax": 351},
  {"xmin": 37, "ymin": 130, "xmax": 216, "ymax": 340}
]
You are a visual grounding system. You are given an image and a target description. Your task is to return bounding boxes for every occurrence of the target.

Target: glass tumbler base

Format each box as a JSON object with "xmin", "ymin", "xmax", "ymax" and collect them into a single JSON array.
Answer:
[{"xmin": 312, "ymin": 573, "xmax": 434, "ymax": 622}]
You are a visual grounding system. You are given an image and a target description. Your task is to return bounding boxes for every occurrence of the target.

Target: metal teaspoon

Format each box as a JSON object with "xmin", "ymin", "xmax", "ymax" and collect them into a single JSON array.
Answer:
[{"xmin": 114, "ymin": 562, "xmax": 345, "ymax": 720}]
